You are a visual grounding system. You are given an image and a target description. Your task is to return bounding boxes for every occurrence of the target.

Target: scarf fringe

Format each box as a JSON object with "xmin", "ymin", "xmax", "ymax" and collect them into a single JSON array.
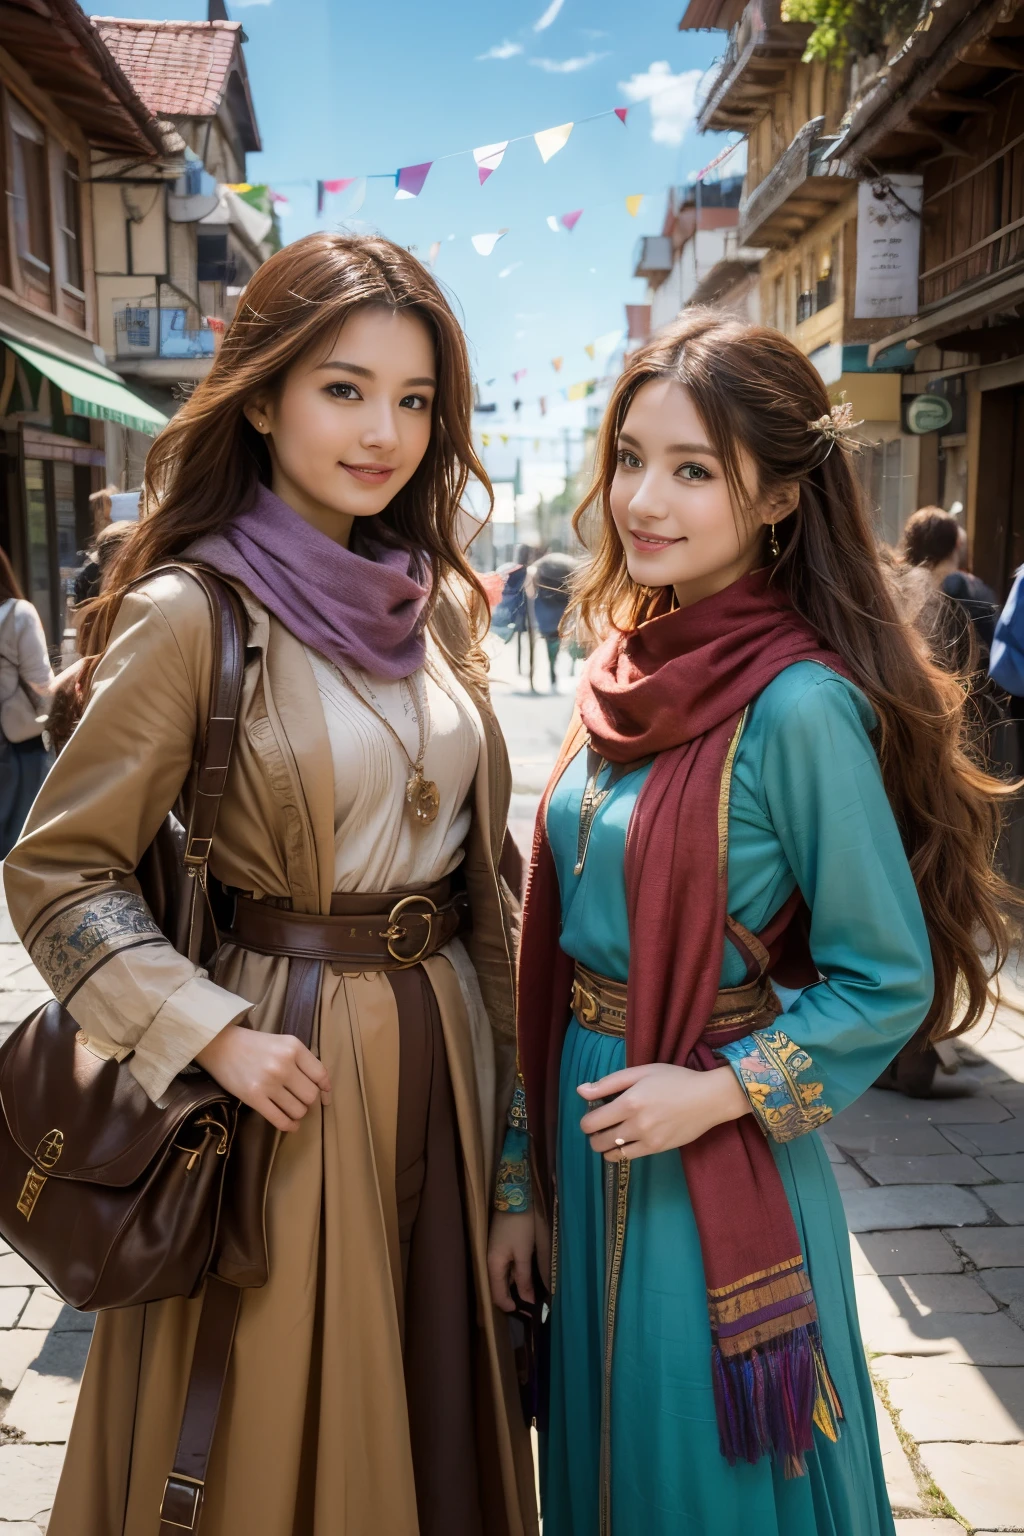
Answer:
[{"xmin": 711, "ymin": 1322, "xmax": 844, "ymax": 1476}]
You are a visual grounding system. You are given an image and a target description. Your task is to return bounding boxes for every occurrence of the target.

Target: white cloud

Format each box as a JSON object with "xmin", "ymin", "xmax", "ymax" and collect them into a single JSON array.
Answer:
[
  {"xmin": 533, "ymin": 0, "xmax": 565, "ymax": 30},
  {"xmin": 531, "ymin": 50, "xmax": 608, "ymax": 73},
  {"xmin": 476, "ymin": 39, "xmax": 524, "ymax": 60},
  {"xmin": 619, "ymin": 60, "xmax": 704, "ymax": 146}
]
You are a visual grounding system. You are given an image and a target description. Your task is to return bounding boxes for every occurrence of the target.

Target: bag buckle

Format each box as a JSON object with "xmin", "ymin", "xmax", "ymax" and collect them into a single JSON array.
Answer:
[
  {"xmin": 379, "ymin": 893, "xmax": 438, "ymax": 966},
  {"xmin": 160, "ymin": 1472, "xmax": 204, "ymax": 1530},
  {"xmin": 184, "ymin": 837, "xmax": 213, "ymax": 868}
]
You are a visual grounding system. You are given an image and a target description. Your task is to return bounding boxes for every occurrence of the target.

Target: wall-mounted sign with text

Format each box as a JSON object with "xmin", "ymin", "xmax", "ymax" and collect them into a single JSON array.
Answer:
[
  {"xmin": 854, "ymin": 175, "xmax": 924, "ymax": 321},
  {"xmin": 904, "ymin": 394, "xmax": 954, "ymax": 435}
]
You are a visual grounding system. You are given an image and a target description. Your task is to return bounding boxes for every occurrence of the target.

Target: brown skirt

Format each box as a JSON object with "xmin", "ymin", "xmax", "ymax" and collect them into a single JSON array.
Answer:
[{"xmin": 45, "ymin": 951, "xmax": 534, "ymax": 1536}]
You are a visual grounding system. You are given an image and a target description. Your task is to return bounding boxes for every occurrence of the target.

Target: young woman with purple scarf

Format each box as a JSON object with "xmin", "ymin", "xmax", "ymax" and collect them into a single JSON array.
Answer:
[
  {"xmin": 487, "ymin": 313, "xmax": 1016, "ymax": 1536},
  {"xmin": 5, "ymin": 233, "xmax": 538, "ymax": 1535}
]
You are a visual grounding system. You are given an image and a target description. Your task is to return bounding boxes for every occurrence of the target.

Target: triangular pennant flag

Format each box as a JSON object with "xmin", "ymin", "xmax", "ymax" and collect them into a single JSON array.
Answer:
[
  {"xmin": 533, "ymin": 439, "xmax": 540, "ymax": 452},
  {"xmin": 473, "ymin": 141, "xmax": 509, "ymax": 185},
  {"xmin": 546, "ymin": 215, "xmax": 561, "ymax": 233},
  {"xmin": 539, "ymin": 397, "xmax": 547, "ymax": 416},
  {"xmin": 347, "ymin": 177, "xmax": 368, "ymax": 214},
  {"xmin": 567, "ymin": 378, "xmax": 598, "ymax": 401},
  {"xmin": 592, "ymin": 328, "xmax": 625, "ymax": 359},
  {"xmin": 625, "ymin": 194, "xmax": 644, "ymax": 218},
  {"xmin": 551, "ymin": 357, "xmax": 563, "ymax": 372},
  {"xmin": 481, "ymin": 433, "xmax": 491, "ymax": 447},
  {"xmin": 513, "ymin": 369, "xmax": 527, "ymax": 383},
  {"xmin": 614, "ymin": 107, "xmax": 629, "ymax": 125},
  {"xmin": 427, "ymin": 241, "xmax": 441, "ymax": 268},
  {"xmin": 584, "ymin": 343, "xmax": 596, "ymax": 359},
  {"xmin": 500, "ymin": 434, "xmax": 509, "ymax": 445},
  {"xmin": 395, "ymin": 162, "xmax": 432, "ymax": 199},
  {"xmin": 471, "ymin": 230, "xmax": 508, "ymax": 256},
  {"xmin": 323, "ymin": 178, "xmax": 357, "ymax": 195},
  {"xmin": 317, "ymin": 180, "xmax": 325, "ymax": 216},
  {"xmin": 560, "ymin": 210, "xmax": 583, "ymax": 232},
  {"xmin": 534, "ymin": 122, "xmax": 573, "ymax": 163}
]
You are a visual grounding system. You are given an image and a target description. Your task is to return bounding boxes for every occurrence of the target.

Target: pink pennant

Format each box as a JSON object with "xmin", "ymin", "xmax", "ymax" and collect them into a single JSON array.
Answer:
[
  {"xmin": 513, "ymin": 369, "xmax": 528, "ymax": 383},
  {"xmin": 323, "ymin": 178, "xmax": 356, "ymax": 194},
  {"xmin": 396, "ymin": 162, "xmax": 432, "ymax": 199},
  {"xmin": 614, "ymin": 107, "xmax": 628, "ymax": 125},
  {"xmin": 560, "ymin": 209, "xmax": 583, "ymax": 232}
]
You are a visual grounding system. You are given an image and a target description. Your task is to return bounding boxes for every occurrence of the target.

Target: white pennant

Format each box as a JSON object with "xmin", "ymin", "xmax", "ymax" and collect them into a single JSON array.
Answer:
[
  {"xmin": 471, "ymin": 230, "xmax": 508, "ymax": 256},
  {"xmin": 473, "ymin": 141, "xmax": 509, "ymax": 185}
]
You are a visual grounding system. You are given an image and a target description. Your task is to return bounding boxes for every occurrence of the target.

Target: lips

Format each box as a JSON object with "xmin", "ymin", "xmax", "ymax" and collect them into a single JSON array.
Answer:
[
  {"xmin": 342, "ymin": 463, "xmax": 395, "ymax": 485},
  {"xmin": 629, "ymin": 529, "xmax": 683, "ymax": 551}
]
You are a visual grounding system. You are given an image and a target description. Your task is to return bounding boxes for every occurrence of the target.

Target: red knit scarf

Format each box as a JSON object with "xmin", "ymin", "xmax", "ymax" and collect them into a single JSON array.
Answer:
[{"xmin": 518, "ymin": 568, "xmax": 848, "ymax": 1472}]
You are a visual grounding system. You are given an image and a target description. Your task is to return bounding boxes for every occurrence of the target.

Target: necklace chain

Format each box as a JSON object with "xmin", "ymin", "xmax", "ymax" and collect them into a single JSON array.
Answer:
[{"xmin": 326, "ymin": 661, "xmax": 440, "ymax": 825}]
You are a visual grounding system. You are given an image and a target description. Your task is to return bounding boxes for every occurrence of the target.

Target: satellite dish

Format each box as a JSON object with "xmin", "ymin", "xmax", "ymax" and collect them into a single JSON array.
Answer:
[{"xmin": 168, "ymin": 192, "xmax": 222, "ymax": 223}]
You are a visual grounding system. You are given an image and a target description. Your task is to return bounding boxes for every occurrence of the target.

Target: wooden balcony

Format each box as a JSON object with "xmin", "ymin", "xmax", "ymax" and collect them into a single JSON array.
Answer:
[
  {"xmin": 697, "ymin": 0, "xmax": 814, "ymax": 135},
  {"xmin": 738, "ymin": 116, "xmax": 853, "ymax": 248}
]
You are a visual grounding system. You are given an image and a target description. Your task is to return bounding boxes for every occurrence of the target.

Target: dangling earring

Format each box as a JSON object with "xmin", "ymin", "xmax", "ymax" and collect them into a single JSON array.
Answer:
[{"xmin": 768, "ymin": 522, "xmax": 780, "ymax": 559}]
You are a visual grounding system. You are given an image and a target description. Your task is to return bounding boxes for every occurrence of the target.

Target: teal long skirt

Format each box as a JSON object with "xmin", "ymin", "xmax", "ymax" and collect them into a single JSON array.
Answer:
[{"xmin": 540, "ymin": 1019, "xmax": 896, "ymax": 1536}]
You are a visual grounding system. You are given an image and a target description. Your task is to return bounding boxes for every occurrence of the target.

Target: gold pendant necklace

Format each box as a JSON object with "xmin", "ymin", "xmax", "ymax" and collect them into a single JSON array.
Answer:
[
  {"xmin": 575, "ymin": 751, "xmax": 611, "ymax": 876},
  {"xmin": 329, "ymin": 663, "xmax": 440, "ymax": 826}
]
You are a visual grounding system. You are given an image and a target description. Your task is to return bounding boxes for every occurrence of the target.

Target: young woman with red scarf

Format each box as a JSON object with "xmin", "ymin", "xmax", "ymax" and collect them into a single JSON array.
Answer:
[{"xmin": 487, "ymin": 313, "xmax": 1014, "ymax": 1536}]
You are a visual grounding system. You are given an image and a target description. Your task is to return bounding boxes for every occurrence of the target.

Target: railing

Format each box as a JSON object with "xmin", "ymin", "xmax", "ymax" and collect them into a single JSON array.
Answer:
[{"xmin": 113, "ymin": 306, "xmax": 217, "ymax": 361}]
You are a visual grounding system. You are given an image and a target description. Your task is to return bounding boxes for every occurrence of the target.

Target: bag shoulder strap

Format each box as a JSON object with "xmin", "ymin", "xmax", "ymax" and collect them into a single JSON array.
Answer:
[{"xmin": 129, "ymin": 562, "xmax": 247, "ymax": 881}]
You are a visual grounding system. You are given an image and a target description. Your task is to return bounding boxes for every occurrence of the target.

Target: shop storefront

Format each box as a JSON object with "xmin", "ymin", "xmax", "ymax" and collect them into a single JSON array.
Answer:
[{"xmin": 0, "ymin": 329, "xmax": 166, "ymax": 647}]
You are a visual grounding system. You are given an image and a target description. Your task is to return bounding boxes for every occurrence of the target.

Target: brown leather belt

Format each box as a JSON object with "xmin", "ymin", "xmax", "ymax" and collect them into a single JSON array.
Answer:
[
  {"xmin": 224, "ymin": 878, "xmax": 467, "ymax": 969},
  {"xmin": 570, "ymin": 961, "xmax": 780, "ymax": 1039}
]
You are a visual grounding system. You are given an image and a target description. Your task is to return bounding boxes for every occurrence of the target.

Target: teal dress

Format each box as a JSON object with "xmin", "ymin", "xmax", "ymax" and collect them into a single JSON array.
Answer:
[{"xmin": 535, "ymin": 662, "xmax": 933, "ymax": 1536}]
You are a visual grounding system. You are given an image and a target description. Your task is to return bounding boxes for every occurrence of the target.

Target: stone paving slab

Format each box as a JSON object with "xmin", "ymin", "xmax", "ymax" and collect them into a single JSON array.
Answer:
[
  {"xmin": 832, "ymin": 1087, "xmax": 1012, "ymax": 1125},
  {"xmin": 978, "ymin": 1153, "xmax": 1024, "ymax": 1181},
  {"xmin": 16, "ymin": 1293, "xmax": 61, "ymax": 1333},
  {"xmin": 857, "ymin": 1154, "xmax": 990, "ymax": 1185},
  {"xmin": 978, "ymin": 1182, "xmax": 1024, "ymax": 1224},
  {"xmin": 942, "ymin": 1121, "xmax": 1024, "ymax": 1155},
  {"xmin": 850, "ymin": 1230, "xmax": 963, "ymax": 1275},
  {"xmin": 874, "ymin": 1355, "xmax": 1024, "ymax": 1441},
  {"xmin": 0, "ymin": 1256, "xmax": 42, "ymax": 1289},
  {"xmin": 819, "ymin": 1134, "xmax": 846, "ymax": 1164},
  {"xmin": 950, "ymin": 1227, "xmax": 1024, "ymax": 1268},
  {"xmin": 917, "ymin": 1442, "xmax": 1024, "ymax": 1530},
  {"xmin": 842, "ymin": 1184, "xmax": 990, "ymax": 1231},
  {"xmin": 0, "ymin": 1290, "xmax": 28, "ymax": 1329},
  {"xmin": 833, "ymin": 1163, "xmax": 870, "ymax": 1190},
  {"xmin": 887, "ymin": 1273, "xmax": 998, "ymax": 1314},
  {"xmin": 0, "ymin": 1334, "xmax": 47, "ymax": 1396},
  {"xmin": 892, "ymin": 1523, "xmax": 966, "ymax": 1535},
  {"xmin": 0, "ymin": 1523, "xmax": 47, "ymax": 1534},
  {"xmin": 979, "ymin": 1268, "xmax": 1024, "ymax": 1305},
  {"xmin": 4, "ymin": 1333, "xmax": 90, "ymax": 1444},
  {"xmin": 0, "ymin": 1444, "xmax": 63, "ymax": 1522},
  {"xmin": 854, "ymin": 1275, "xmax": 1024, "ymax": 1361},
  {"xmin": 872, "ymin": 1388, "xmax": 924, "ymax": 1515},
  {"xmin": 829, "ymin": 1123, "xmax": 958, "ymax": 1157}
]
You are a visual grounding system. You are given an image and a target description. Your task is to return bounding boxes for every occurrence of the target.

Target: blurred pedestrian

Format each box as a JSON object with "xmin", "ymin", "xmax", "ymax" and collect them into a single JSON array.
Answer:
[
  {"xmin": 0, "ymin": 549, "xmax": 54, "ymax": 858},
  {"xmin": 49, "ymin": 522, "xmax": 137, "ymax": 756},
  {"xmin": 527, "ymin": 549, "xmax": 577, "ymax": 690},
  {"xmin": 902, "ymin": 507, "xmax": 998, "ymax": 665}
]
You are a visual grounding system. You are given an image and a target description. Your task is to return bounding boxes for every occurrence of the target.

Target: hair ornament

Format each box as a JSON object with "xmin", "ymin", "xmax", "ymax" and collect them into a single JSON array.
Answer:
[{"xmin": 807, "ymin": 399, "xmax": 864, "ymax": 447}]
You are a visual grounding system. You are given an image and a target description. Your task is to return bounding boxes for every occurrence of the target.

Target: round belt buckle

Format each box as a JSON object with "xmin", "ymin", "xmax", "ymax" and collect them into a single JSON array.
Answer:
[{"xmin": 380, "ymin": 893, "xmax": 438, "ymax": 966}]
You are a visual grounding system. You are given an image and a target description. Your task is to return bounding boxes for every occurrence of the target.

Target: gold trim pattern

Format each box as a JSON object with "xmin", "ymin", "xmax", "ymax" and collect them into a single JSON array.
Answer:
[
  {"xmin": 718, "ymin": 1027, "xmax": 832, "ymax": 1142},
  {"xmin": 30, "ymin": 890, "xmax": 163, "ymax": 1003},
  {"xmin": 599, "ymin": 1154, "xmax": 631, "ymax": 1536}
]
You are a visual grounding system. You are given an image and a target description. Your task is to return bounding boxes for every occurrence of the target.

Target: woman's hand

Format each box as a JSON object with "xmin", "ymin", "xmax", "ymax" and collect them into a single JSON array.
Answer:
[
  {"xmin": 578, "ymin": 1063, "xmax": 749, "ymax": 1161},
  {"xmin": 196, "ymin": 1023, "xmax": 332, "ymax": 1134},
  {"xmin": 487, "ymin": 1209, "xmax": 536, "ymax": 1314}
]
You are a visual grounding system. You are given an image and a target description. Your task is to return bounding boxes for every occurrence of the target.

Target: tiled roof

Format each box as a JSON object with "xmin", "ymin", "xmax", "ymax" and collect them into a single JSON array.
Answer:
[{"xmin": 91, "ymin": 19, "xmax": 241, "ymax": 119}]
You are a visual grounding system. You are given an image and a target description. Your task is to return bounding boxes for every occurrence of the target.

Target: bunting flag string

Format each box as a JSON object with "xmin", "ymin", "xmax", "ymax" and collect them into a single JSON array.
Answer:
[{"xmin": 315, "ymin": 100, "xmax": 631, "ymax": 209}]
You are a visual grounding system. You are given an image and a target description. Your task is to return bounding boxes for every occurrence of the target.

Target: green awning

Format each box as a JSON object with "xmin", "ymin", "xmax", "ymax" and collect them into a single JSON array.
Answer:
[{"xmin": 2, "ymin": 336, "xmax": 168, "ymax": 437}]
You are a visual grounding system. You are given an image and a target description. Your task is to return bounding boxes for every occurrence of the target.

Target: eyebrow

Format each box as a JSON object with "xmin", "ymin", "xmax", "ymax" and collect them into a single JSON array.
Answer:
[
  {"xmin": 618, "ymin": 430, "xmax": 719, "ymax": 458},
  {"xmin": 319, "ymin": 360, "xmax": 436, "ymax": 387}
]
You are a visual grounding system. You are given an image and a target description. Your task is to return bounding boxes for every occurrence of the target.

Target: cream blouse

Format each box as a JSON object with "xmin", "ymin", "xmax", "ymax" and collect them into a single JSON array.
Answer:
[{"xmin": 304, "ymin": 642, "xmax": 482, "ymax": 893}]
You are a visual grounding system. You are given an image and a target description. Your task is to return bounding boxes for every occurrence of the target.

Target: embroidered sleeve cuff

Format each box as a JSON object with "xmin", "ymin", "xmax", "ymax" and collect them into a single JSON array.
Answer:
[
  {"xmin": 129, "ymin": 973, "xmax": 252, "ymax": 1102},
  {"xmin": 717, "ymin": 1028, "xmax": 832, "ymax": 1143},
  {"xmin": 494, "ymin": 1125, "xmax": 532, "ymax": 1213}
]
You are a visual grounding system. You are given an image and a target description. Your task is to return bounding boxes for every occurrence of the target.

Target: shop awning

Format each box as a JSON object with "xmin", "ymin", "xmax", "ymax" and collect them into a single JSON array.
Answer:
[{"xmin": 1, "ymin": 335, "xmax": 168, "ymax": 436}]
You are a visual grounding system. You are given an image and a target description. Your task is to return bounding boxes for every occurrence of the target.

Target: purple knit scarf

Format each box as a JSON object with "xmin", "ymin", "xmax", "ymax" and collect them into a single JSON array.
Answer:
[{"xmin": 190, "ymin": 483, "xmax": 430, "ymax": 680}]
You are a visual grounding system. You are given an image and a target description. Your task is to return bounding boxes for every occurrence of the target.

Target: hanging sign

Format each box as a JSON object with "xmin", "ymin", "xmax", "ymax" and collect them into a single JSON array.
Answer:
[
  {"xmin": 854, "ymin": 175, "xmax": 923, "ymax": 321},
  {"xmin": 904, "ymin": 394, "xmax": 953, "ymax": 435}
]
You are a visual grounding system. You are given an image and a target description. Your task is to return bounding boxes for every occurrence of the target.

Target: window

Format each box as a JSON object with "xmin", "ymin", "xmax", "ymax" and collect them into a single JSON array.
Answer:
[
  {"xmin": 8, "ymin": 99, "xmax": 50, "ymax": 280},
  {"xmin": 59, "ymin": 155, "xmax": 83, "ymax": 293}
]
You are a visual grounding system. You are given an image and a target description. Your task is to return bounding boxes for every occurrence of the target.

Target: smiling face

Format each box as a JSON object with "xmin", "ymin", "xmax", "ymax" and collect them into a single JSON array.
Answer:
[
  {"xmin": 244, "ymin": 304, "xmax": 436, "ymax": 547},
  {"xmin": 609, "ymin": 377, "xmax": 795, "ymax": 609}
]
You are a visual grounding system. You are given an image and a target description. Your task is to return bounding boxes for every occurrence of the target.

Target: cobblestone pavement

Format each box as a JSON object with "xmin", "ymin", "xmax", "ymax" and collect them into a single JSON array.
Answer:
[{"xmin": 1, "ymin": 637, "xmax": 1023, "ymax": 1532}]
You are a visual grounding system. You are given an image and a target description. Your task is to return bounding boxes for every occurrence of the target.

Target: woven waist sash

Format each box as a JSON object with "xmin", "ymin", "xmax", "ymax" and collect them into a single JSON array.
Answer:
[{"xmin": 571, "ymin": 960, "xmax": 781, "ymax": 1043}]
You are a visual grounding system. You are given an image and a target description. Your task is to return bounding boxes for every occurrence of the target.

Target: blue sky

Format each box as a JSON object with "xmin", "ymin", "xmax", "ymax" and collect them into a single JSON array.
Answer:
[{"xmin": 85, "ymin": 0, "xmax": 735, "ymax": 489}]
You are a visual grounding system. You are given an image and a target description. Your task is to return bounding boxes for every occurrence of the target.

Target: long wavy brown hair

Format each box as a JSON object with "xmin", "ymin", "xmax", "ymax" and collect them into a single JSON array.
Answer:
[
  {"xmin": 80, "ymin": 232, "xmax": 492, "ymax": 674},
  {"xmin": 573, "ymin": 310, "xmax": 1018, "ymax": 1042}
]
